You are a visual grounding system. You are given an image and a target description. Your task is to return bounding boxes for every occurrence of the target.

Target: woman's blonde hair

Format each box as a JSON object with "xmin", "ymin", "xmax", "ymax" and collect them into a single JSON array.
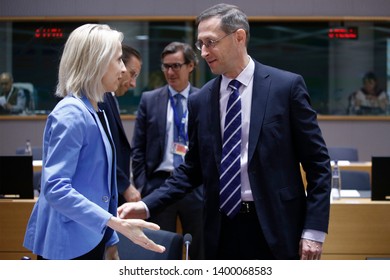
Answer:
[{"xmin": 56, "ymin": 24, "xmax": 124, "ymax": 102}]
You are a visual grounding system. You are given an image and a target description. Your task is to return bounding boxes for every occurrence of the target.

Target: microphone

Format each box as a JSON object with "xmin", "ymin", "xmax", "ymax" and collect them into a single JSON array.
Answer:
[{"xmin": 183, "ymin": 233, "xmax": 192, "ymax": 260}]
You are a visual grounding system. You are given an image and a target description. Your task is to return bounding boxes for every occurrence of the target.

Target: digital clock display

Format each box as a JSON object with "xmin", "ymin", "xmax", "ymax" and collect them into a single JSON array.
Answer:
[
  {"xmin": 328, "ymin": 27, "xmax": 358, "ymax": 39},
  {"xmin": 34, "ymin": 28, "xmax": 63, "ymax": 39}
]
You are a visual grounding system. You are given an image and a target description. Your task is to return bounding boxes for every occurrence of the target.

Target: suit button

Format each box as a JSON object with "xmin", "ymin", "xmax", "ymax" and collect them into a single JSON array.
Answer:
[{"xmin": 102, "ymin": 196, "xmax": 109, "ymax": 202}]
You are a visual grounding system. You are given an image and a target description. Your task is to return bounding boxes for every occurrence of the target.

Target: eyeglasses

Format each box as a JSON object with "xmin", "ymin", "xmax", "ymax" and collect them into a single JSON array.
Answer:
[
  {"xmin": 129, "ymin": 70, "xmax": 139, "ymax": 80},
  {"xmin": 161, "ymin": 62, "xmax": 187, "ymax": 72},
  {"xmin": 195, "ymin": 30, "xmax": 237, "ymax": 51}
]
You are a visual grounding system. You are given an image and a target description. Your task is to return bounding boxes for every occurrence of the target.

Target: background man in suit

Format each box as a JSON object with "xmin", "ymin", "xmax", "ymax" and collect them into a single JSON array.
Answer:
[
  {"xmin": 120, "ymin": 3, "xmax": 331, "ymax": 260},
  {"xmin": 0, "ymin": 72, "xmax": 26, "ymax": 114},
  {"xmin": 100, "ymin": 44, "xmax": 142, "ymax": 206},
  {"xmin": 131, "ymin": 42, "xmax": 204, "ymax": 259}
]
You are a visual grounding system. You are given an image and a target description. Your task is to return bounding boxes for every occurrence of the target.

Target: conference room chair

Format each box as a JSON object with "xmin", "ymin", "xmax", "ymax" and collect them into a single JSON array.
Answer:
[
  {"xmin": 13, "ymin": 82, "xmax": 36, "ymax": 112},
  {"xmin": 328, "ymin": 146, "xmax": 359, "ymax": 162},
  {"xmin": 15, "ymin": 146, "xmax": 43, "ymax": 161},
  {"xmin": 340, "ymin": 170, "xmax": 371, "ymax": 190},
  {"xmin": 116, "ymin": 228, "xmax": 183, "ymax": 260}
]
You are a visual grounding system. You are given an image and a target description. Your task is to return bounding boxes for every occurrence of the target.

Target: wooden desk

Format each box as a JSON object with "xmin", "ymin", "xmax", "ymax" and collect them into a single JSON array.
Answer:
[
  {"xmin": 33, "ymin": 160, "xmax": 42, "ymax": 172},
  {"xmin": 337, "ymin": 161, "xmax": 372, "ymax": 179},
  {"xmin": 2, "ymin": 197, "xmax": 389, "ymax": 260},
  {"xmin": 322, "ymin": 198, "xmax": 390, "ymax": 260},
  {"xmin": 0, "ymin": 199, "xmax": 36, "ymax": 260}
]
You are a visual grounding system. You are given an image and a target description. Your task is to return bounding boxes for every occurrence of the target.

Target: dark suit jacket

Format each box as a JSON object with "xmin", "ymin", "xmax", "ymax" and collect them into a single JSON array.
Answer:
[
  {"xmin": 142, "ymin": 60, "xmax": 331, "ymax": 259},
  {"xmin": 100, "ymin": 93, "xmax": 131, "ymax": 205},
  {"xmin": 132, "ymin": 84, "xmax": 201, "ymax": 199}
]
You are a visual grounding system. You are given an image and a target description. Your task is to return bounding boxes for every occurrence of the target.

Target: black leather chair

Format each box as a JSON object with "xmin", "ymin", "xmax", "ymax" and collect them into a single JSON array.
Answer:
[
  {"xmin": 116, "ymin": 228, "xmax": 183, "ymax": 260},
  {"xmin": 340, "ymin": 170, "xmax": 370, "ymax": 190},
  {"xmin": 328, "ymin": 147, "xmax": 359, "ymax": 162},
  {"xmin": 13, "ymin": 82, "xmax": 35, "ymax": 112}
]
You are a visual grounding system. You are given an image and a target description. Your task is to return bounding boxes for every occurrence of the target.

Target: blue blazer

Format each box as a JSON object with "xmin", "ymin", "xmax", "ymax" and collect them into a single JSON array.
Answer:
[
  {"xmin": 24, "ymin": 95, "xmax": 118, "ymax": 259},
  {"xmin": 143, "ymin": 60, "xmax": 331, "ymax": 259}
]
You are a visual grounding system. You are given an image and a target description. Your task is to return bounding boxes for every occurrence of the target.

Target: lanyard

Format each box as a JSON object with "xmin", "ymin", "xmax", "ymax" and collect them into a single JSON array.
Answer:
[{"xmin": 168, "ymin": 92, "xmax": 188, "ymax": 144}]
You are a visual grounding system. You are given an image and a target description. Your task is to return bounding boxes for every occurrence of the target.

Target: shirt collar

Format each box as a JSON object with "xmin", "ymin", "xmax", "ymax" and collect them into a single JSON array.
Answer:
[
  {"xmin": 221, "ymin": 56, "xmax": 255, "ymax": 91},
  {"xmin": 168, "ymin": 83, "xmax": 190, "ymax": 99}
]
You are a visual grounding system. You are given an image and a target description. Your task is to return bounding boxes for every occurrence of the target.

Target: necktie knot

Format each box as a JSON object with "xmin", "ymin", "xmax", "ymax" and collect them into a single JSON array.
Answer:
[
  {"xmin": 228, "ymin": 80, "xmax": 242, "ymax": 92},
  {"xmin": 175, "ymin": 93, "xmax": 183, "ymax": 101}
]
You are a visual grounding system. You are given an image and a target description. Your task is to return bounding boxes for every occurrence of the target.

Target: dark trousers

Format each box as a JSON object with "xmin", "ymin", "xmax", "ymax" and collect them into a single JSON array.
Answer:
[{"xmin": 216, "ymin": 203, "xmax": 275, "ymax": 260}]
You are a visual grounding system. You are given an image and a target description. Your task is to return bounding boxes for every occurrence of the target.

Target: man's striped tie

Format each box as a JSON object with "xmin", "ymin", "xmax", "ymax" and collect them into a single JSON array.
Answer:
[{"xmin": 219, "ymin": 79, "xmax": 242, "ymax": 218}]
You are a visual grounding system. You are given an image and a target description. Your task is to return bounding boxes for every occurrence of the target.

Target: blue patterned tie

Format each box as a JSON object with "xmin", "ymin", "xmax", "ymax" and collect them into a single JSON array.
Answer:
[
  {"xmin": 173, "ymin": 93, "xmax": 184, "ymax": 168},
  {"xmin": 220, "ymin": 80, "xmax": 242, "ymax": 218}
]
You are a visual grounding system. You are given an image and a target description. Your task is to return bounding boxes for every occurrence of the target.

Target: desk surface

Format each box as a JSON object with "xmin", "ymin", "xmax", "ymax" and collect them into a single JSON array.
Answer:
[
  {"xmin": 336, "ymin": 161, "xmax": 371, "ymax": 174},
  {"xmin": 35, "ymin": 160, "xmax": 374, "ymax": 178},
  {"xmin": 33, "ymin": 160, "xmax": 42, "ymax": 172},
  {"xmin": 323, "ymin": 198, "xmax": 390, "ymax": 259}
]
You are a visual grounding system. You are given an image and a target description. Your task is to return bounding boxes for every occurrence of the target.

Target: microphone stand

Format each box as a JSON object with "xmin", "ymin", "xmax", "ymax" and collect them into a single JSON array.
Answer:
[{"xmin": 183, "ymin": 233, "xmax": 192, "ymax": 260}]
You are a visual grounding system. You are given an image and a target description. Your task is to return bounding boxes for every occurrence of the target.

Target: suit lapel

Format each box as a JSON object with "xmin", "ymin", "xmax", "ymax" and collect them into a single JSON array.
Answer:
[
  {"xmin": 107, "ymin": 93, "xmax": 125, "ymax": 133},
  {"xmin": 208, "ymin": 77, "xmax": 223, "ymax": 166},
  {"xmin": 248, "ymin": 62, "xmax": 271, "ymax": 163},
  {"xmin": 208, "ymin": 64, "xmax": 270, "ymax": 166}
]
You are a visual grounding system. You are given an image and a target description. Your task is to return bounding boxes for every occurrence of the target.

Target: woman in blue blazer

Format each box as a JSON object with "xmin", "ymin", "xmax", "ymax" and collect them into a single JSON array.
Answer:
[{"xmin": 23, "ymin": 24, "xmax": 164, "ymax": 260}]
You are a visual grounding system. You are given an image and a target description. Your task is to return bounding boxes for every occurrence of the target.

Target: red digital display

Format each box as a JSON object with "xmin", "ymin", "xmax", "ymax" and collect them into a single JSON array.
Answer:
[
  {"xmin": 328, "ymin": 27, "xmax": 358, "ymax": 39},
  {"xmin": 34, "ymin": 28, "xmax": 63, "ymax": 39}
]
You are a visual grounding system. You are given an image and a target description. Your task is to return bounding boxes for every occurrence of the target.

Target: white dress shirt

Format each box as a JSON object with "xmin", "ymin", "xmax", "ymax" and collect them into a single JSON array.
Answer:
[{"xmin": 220, "ymin": 57, "xmax": 254, "ymax": 202}]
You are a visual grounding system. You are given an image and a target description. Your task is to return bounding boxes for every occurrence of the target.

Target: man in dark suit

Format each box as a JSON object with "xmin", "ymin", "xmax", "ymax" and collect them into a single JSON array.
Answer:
[
  {"xmin": 100, "ymin": 44, "xmax": 142, "ymax": 206},
  {"xmin": 131, "ymin": 42, "xmax": 204, "ymax": 260},
  {"xmin": 119, "ymin": 3, "xmax": 331, "ymax": 260}
]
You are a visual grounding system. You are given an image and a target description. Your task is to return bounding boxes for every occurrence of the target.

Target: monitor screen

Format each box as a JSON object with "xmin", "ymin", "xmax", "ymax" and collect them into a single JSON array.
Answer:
[
  {"xmin": 371, "ymin": 156, "xmax": 390, "ymax": 201},
  {"xmin": 0, "ymin": 155, "xmax": 34, "ymax": 199}
]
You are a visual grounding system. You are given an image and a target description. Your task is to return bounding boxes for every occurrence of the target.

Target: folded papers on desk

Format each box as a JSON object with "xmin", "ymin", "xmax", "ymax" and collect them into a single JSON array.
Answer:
[{"xmin": 340, "ymin": 190, "xmax": 371, "ymax": 198}]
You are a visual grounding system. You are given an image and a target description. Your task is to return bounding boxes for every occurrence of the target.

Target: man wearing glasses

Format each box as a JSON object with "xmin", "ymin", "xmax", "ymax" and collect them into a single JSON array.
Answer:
[
  {"xmin": 121, "ymin": 3, "xmax": 331, "ymax": 260},
  {"xmin": 131, "ymin": 42, "xmax": 204, "ymax": 259}
]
